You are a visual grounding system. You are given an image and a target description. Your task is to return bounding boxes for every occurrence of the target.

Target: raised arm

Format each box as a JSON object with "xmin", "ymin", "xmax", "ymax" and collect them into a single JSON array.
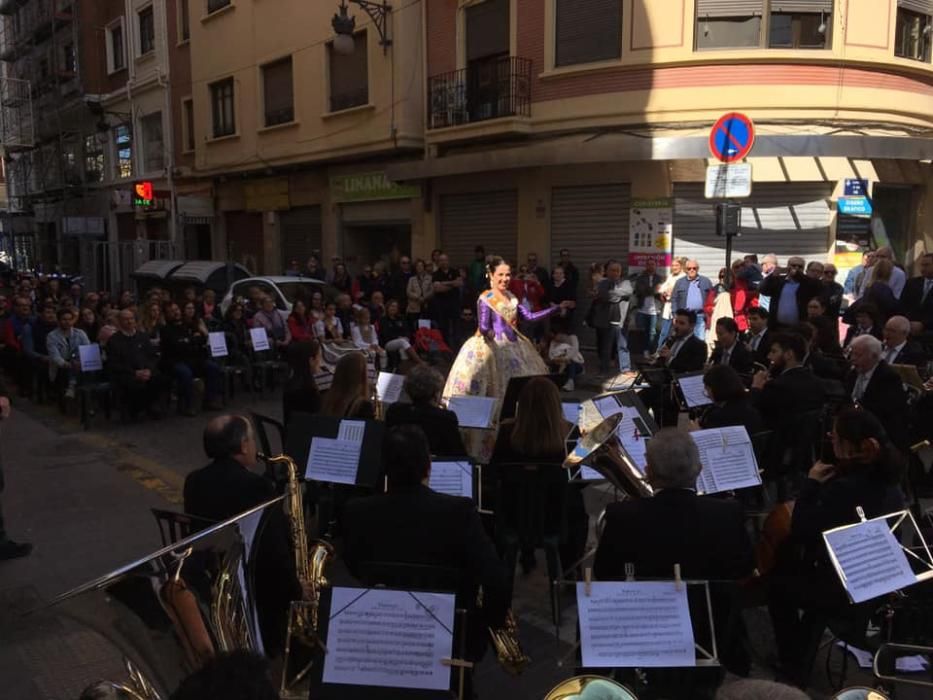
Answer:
[{"xmin": 516, "ymin": 303, "xmax": 559, "ymax": 323}]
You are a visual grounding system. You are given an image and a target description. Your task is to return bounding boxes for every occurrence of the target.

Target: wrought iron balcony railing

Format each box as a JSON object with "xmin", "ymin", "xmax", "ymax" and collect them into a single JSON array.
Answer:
[{"xmin": 428, "ymin": 55, "xmax": 531, "ymax": 130}]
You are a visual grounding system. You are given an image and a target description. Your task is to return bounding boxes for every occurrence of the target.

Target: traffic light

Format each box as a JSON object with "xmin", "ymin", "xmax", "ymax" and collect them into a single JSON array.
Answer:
[{"xmin": 715, "ymin": 203, "xmax": 741, "ymax": 237}]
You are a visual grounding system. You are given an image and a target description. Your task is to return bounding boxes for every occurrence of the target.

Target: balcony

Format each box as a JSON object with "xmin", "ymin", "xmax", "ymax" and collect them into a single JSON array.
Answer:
[{"xmin": 428, "ymin": 55, "xmax": 531, "ymax": 131}]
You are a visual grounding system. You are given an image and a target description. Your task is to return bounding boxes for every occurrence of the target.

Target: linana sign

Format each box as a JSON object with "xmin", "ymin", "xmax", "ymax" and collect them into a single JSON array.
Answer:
[{"xmin": 330, "ymin": 172, "xmax": 419, "ymax": 202}]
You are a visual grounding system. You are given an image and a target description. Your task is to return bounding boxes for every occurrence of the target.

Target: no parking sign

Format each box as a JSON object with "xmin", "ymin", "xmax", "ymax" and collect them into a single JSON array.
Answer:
[{"xmin": 709, "ymin": 112, "xmax": 755, "ymax": 163}]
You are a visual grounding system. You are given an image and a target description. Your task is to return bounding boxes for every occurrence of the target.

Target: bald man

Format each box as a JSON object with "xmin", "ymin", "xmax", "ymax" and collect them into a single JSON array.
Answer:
[
  {"xmin": 759, "ymin": 256, "xmax": 823, "ymax": 329},
  {"xmin": 882, "ymin": 315, "xmax": 926, "ymax": 367}
]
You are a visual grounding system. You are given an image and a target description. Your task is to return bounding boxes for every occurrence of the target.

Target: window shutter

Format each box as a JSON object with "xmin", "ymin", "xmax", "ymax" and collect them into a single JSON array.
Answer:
[
  {"xmin": 770, "ymin": 1, "xmax": 832, "ymax": 11},
  {"xmin": 465, "ymin": 0, "xmax": 510, "ymax": 61},
  {"xmin": 696, "ymin": 0, "xmax": 765, "ymax": 18},
  {"xmin": 329, "ymin": 33, "xmax": 368, "ymax": 111},
  {"xmin": 898, "ymin": 0, "xmax": 933, "ymax": 16},
  {"xmin": 263, "ymin": 58, "xmax": 293, "ymax": 122},
  {"xmin": 555, "ymin": 0, "xmax": 622, "ymax": 67}
]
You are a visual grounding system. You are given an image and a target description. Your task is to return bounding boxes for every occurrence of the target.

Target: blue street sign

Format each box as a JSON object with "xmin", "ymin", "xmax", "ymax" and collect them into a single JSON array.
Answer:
[
  {"xmin": 838, "ymin": 196, "xmax": 873, "ymax": 216},
  {"xmin": 844, "ymin": 179, "xmax": 869, "ymax": 196}
]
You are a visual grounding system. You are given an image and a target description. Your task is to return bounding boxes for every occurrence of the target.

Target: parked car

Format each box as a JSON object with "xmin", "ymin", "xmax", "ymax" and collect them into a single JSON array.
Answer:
[{"xmin": 220, "ymin": 276, "xmax": 338, "ymax": 320}]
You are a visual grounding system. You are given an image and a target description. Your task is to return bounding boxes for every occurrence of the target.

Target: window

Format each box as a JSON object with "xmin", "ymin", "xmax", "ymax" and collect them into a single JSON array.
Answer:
[
  {"xmin": 328, "ymin": 32, "xmax": 368, "ymax": 112},
  {"xmin": 555, "ymin": 0, "xmax": 621, "ymax": 67},
  {"xmin": 114, "ymin": 124, "xmax": 133, "ymax": 179},
  {"xmin": 696, "ymin": 1, "xmax": 832, "ymax": 50},
  {"xmin": 895, "ymin": 5, "xmax": 932, "ymax": 62},
  {"xmin": 262, "ymin": 56, "xmax": 294, "ymax": 126},
  {"xmin": 179, "ymin": 0, "xmax": 190, "ymax": 41},
  {"xmin": 84, "ymin": 135, "xmax": 103, "ymax": 184},
  {"xmin": 63, "ymin": 140, "xmax": 80, "ymax": 184},
  {"xmin": 696, "ymin": 0, "xmax": 763, "ymax": 49},
  {"xmin": 138, "ymin": 5, "xmax": 155, "ymax": 55},
  {"xmin": 210, "ymin": 77, "xmax": 236, "ymax": 137},
  {"xmin": 182, "ymin": 98, "xmax": 195, "ymax": 151},
  {"xmin": 769, "ymin": 11, "xmax": 829, "ymax": 49},
  {"xmin": 207, "ymin": 0, "xmax": 231, "ymax": 14},
  {"xmin": 141, "ymin": 112, "xmax": 164, "ymax": 172},
  {"xmin": 62, "ymin": 42, "xmax": 76, "ymax": 73},
  {"xmin": 107, "ymin": 20, "xmax": 125, "ymax": 72}
]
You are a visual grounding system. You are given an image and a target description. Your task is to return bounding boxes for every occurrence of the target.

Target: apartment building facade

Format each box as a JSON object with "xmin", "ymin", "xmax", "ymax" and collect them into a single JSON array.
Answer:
[{"xmin": 387, "ymin": 0, "xmax": 933, "ymax": 283}]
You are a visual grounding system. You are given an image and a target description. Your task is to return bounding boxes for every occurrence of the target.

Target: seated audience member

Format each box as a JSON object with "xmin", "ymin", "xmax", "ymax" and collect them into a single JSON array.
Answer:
[
  {"xmin": 106, "ymin": 309, "xmax": 168, "ymax": 419},
  {"xmin": 318, "ymin": 352, "xmax": 375, "ymax": 419},
  {"xmin": 698, "ymin": 364, "xmax": 763, "ymax": 434},
  {"xmin": 286, "ymin": 299, "xmax": 313, "ymax": 345},
  {"xmin": 169, "ymin": 650, "xmax": 278, "ymax": 700},
  {"xmin": 252, "ymin": 295, "xmax": 291, "ymax": 349},
  {"xmin": 714, "ymin": 679, "xmax": 808, "ymax": 700},
  {"xmin": 351, "ymin": 306, "xmax": 386, "ymax": 368},
  {"xmin": 335, "ymin": 294, "xmax": 355, "ymax": 337},
  {"xmin": 160, "ymin": 301, "xmax": 224, "ymax": 415},
  {"xmin": 641, "ymin": 309, "xmax": 708, "ymax": 426},
  {"xmin": 795, "ymin": 321, "xmax": 845, "ymax": 383},
  {"xmin": 184, "ymin": 415, "xmax": 302, "ymax": 655},
  {"xmin": 22, "ymin": 303, "xmax": 56, "ymax": 386},
  {"xmin": 768, "ymin": 408, "xmax": 905, "ymax": 683},
  {"xmin": 198, "ymin": 288, "xmax": 222, "ymax": 329},
  {"xmin": 314, "ymin": 301, "xmax": 344, "ymax": 341},
  {"xmin": 744, "ymin": 307, "xmax": 771, "ymax": 366},
  {"xmin": 282, "ymin": 340, "xmax": 322, "ymax": 426},
  {"xmin": 97, "ymin": 309, "xmax": 120, "ymax": 348},
  {"xmin": 385, "ymin": 364, "xmax": 466, "ymax": 456},
  {"xmin": 805, "ymin": 296, "xmax": 828, "ymax": 322},
  {"xmin": 4, "ymin": 296, "xmax": 35, "ymax": 396},
  {"xmin": 367, "ymin": 289, "xmax": 387, "ymax": 326},
  {"xmin": 378, "ymin": 298, "xmax": 421, "ymax": 365},
  {"xmin": 76, "ymin": 307, "xmax": 101, "ymax": 346},
  {"xmin": 307, "ymin": 291, "xmax": 325, "ymax": 325},
  {"xmin": 881, "ymin": 314, "xmax": 926, "ymax": 367},
  {"xmin": 843, "ymin": 302, "xmax": 883, "ymax": 347},
  {"xmin": 222, "ymin": 302, "xmax": 251, "ymax": 366},
  {"xmin": 547, "ymin": 316, "xmax": 584, "ymax": 392},
  {"xmin": 139, "ymin": 300, "xmax": 164, "ymax": 346},
  {"xmin": 845, "ymin": 334, "xmax": 910, "ymax": 450},
  {"xmin": 46, "ymin": 308, "xmax": 91, "ymax": 399},
  {"xmin": 342, "ymin": 425, "xmax": 509, "ymax": 668},
  {"xmin": 710, "ymin": 317, "xmax": 754, "ymax": 375}
]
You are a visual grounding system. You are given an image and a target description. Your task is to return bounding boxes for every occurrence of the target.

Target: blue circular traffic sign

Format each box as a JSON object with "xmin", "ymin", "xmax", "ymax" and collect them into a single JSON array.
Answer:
[{"xmin": 709, "ymin": 112, "xmax": 755, "ymax": 163}]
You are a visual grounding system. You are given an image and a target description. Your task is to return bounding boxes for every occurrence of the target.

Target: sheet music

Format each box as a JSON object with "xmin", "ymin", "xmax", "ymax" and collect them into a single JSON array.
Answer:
[
  {"xmin": 594, "ymin": 395, "xmax": 625, "ymax": 419},
  {"xmin": 835, "ymin": 642, "xmax": 929, "ymax": 672},
  {"xmin": 78, "ymin": 343, "xmax": 103, "ymax": 372},
  {"xmin": 208, "ymin": 331, "xmax": 228, "ymax": 358},
  {"xmin": 690, "ymin": 427, "xmax": 761, "ymax": 494},
  {"xmin": 447, "ymin": 396, "xmax": 497, "ymax": 429},
  {"xmin": 337, "ymin": 420, "xmax": 366, "ymax": 444},
  {"xmin": 824, "ymin": 518, "xmax": 917, "ymax": 603},
  {"xmin": 429, "ymin": 461, "xmax": 473, "ymax": 498},
  {"xmin": 562, "ymin": 402, "xmax": 581, "ymax": 425},
  {"xmin": 677, "ymin": 373, "xmax": 711, "ymax": 408},
  {"xmin": 322, "ymin": 587, "xmax": 455, "ymax": 691},
  {"xmin": 576, "ymin": 581, "xmax": 696, "ymax": 668},
  {"xmin": 376, "ymin": 372, "xmax": 405, "ymax": 404},
  {"xmin": 615, "ymin": 409, "xmax": 649, "ymax": 474},
  {"xmin": 305, "ymin": 437, "xmax": 361, "ymax": 484},
  {"xmin": 249, "ymin": 326, "xmax": 270, "ymax": 351}
]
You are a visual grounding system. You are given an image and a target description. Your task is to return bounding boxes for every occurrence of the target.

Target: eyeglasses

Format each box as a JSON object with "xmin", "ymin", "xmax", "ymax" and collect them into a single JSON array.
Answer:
[{"xmin": 686, "ymin": 266, "xmax": 698, "ymax": 271}]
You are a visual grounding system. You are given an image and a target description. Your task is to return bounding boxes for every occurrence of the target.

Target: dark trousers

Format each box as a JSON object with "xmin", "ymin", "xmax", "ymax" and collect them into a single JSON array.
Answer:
[
  {"xmin": 596, "ymin": 327, "xmax": 615, "ymax": 374},
  {"xmin": 118, "ymin": 373, "xmax": 170, "ymax": 416},
  {"xmin": 173, "ymin": 361, "xmax": 223, "ymax": 407},
  {"xmin": 434, "ymin": 310, "xmax": 458, "ymax": 347}
]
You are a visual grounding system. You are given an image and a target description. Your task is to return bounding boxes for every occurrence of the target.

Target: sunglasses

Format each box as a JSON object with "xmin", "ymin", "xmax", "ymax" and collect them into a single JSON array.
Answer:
[{"xmin": 686, "ymin": 267, "xmax": 698, "ymax": 271}]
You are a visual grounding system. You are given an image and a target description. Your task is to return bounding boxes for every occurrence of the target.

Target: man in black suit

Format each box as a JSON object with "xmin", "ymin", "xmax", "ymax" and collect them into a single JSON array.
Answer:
[
  {"xmin": 845, "ymin": 335, "xmax": 910, "ymax": 449},
  {"xmin": 900, "ymin": 252, "xmax": 933, "ymax": 338},
  {"xmin": 710, "ymin": 317, "xmax": 754, "ymax": 375},
  {"xmin": 641, "ymin": 309, "xmax": 707, "ymax": 426},
  {"xmin": 881, "ymin": 315, "xmax": 927, "ymax": 367},
  {"xmin": 744, "ymin": 307, "xmax": 771, "ymax": 367},
  {"xmin": 343, "ymin": 426, "xmax": 509, "ymax": 677},
  {"xmin": 759, "ymin": 256, "xmax": 823, "ymax": 329},
  {"xmin": 184, "ymin": 415, "xmax": 301, "ymax": 656},
  {"xmin": 384, "ymin": 365, "xmax": 466, "ymax": 456},
  {"xmin": 106, "ymin": 309, "xmax": 169, "ymax": 419}
]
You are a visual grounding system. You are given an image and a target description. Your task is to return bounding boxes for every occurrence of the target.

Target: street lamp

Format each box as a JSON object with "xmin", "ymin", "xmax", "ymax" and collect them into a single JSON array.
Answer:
[{"xmin": 331, "ymin": 0, "xmax": 392, "ymax": 55}]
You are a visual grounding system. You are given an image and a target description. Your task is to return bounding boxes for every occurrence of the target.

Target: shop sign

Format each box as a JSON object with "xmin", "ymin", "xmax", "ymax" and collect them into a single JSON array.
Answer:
[
  {"xmin": 844, "ymin": 179, "xmax": 869, "ymax": 196},
  {"xmin": 838, "ymin": 196, "xmax": 872, "ymax": 216},
  {"xmin": 628, "ymin": 198, "xmax": 673, "ymax": 273},
  {"xmin": 705, "ymin": 163, "xmax": 752, "ymax": 199},
  {"xmin": 134, "ymin": 181, "xmax": 155, "ymax": 207},
  {"xmin": 330, "ymin": 171, "xmax": 419, "ymax": 202}
]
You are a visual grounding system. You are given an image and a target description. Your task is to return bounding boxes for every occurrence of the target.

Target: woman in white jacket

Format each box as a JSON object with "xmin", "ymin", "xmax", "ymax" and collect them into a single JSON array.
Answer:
[{"xmin": 656, "ymin": 257, "xmax": 687, "ymax": 347}]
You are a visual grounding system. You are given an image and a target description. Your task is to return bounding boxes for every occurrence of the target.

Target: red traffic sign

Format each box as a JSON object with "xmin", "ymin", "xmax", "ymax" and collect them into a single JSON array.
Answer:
[{"xmin": 709, "ymin": 112, "xmax": 755, "ymax": 163}]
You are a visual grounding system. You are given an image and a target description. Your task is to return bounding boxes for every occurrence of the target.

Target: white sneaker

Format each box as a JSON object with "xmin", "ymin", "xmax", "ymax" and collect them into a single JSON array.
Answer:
[
  {"xmin": 562, "ymin": 379, "xmax": 574, "ymax": 392},
  {"xmin": 64, "ymin": 384, "xmax": 76, "ymax": 399}
]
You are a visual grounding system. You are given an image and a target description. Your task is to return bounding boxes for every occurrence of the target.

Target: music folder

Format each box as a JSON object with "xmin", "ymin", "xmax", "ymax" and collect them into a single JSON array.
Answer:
[
  {"xmin": 285, "ymin": 413, "xmax": 384, "ymax": 488},
  {"xmin": 674, "ymin": 371, "xmax": 712, "ymax": 409}
]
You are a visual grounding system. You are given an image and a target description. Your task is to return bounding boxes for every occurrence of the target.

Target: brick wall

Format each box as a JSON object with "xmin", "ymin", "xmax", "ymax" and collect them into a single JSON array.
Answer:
[{"xmin": 79, "ymin": 0, "xmax": 127, "ymax": 96}]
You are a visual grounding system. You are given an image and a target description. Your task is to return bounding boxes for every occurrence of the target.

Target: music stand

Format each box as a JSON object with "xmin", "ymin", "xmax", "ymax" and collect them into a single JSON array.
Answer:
[
  {"xmin": 427, "ymin": 458, "xmax": 478, "ymax": 503},
  {"xmin": 285, "ymin": 413, "xmax": 385, "ymax": 488},
  {"xmin": 674, "ymin": 371, "xmax": 712, "ymax": 412}
]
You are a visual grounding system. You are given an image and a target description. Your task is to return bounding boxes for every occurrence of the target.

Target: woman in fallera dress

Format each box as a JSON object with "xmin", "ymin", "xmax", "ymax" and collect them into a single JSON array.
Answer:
[{"xmin": 444, "ymin": 255, "xmax": 572, "ymax": 461}]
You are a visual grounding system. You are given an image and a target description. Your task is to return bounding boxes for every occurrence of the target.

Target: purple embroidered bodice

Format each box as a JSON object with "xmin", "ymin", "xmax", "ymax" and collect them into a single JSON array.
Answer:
[{"xmin": 478, "ymin": 292, "xmax": 558, "ymax": 341}]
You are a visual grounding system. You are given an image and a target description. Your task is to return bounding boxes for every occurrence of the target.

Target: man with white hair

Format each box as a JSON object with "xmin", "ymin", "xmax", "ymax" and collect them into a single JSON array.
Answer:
[
  {"xmin": 756, "ymin": 253, "xmax": 778, "ymax": 311},
  {"xmin": 882, "ymin": 315, "xmax": 925, "ymax": 366},
  {"xmin": 845, "ymin": 334, "xmax": 909, "ymax": 448}
]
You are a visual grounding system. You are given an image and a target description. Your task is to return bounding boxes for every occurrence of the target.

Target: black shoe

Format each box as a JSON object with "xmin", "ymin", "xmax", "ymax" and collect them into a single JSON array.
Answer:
[{"xmin": 0, "ymin": 540, "xmax": 33, "ymax": 560}]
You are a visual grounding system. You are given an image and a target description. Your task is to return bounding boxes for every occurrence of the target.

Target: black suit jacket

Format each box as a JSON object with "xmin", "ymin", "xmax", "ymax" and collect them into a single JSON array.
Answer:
[
  {"xmin": 751, "ymin": 365, "xmax": 825, "ymax": 434},
  {"xmin": 184, "ymin": 456, "xmax": 276, "ymax": 522},
  {"xmin": 385, "ymin": 402, "xmax": 467, "ymax": 457},
  {"xmin": 760, "ymin": 274, "xmax": 823, "ymax": 328},
  {"xmin": 343, "ymin": 484, "xmax": 509, "ymax": 627},
  {"xmin": 886, "ymin": 341, "xmax": 928, "ymax": 368},
  {"xmin": 710, "ymin": 341, "xmax": 754, "ymax": 375},
  {"xmin": 666, "ymin": 335, "xmax": 708, "ymax": 373},
  {"xmin": 845, "ymin": 362, "xmax": 910, "ymax": 447},
  {"xmin": 745, "ymin": 329, "xmax": 771, "ymax": 367},
  {"xmin": 594, "ymin": 489, "xmax": 754, "ymax": 582},
  {"xmin": 699, "ymin": 398, "xmax": 764, "ymax": 436},
  {"xmin": 900, "ymin": 276, "xmax": 933, "ymax": 332}
]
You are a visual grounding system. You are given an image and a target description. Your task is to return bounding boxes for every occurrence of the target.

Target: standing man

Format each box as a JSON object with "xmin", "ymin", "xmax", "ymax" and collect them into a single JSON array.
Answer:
[
  {"xmin": 526, "ymin": 252, "xmax": 551, "ymax": 293},
  {"xmin": 387, "ymin": 255, "xmax": 414, "ymax": 305},
  {"xmin": 0, "ymin": 376, "xmax": 32, "ymax": 560},
  {"xmin": 431, "ymin": 253, "xmax": 463, "ymax": 345},
  {"xmin": 631, "ymin": 258, "xmax": 665, "ymax": 355},
  {"xmin": 558, "ymin": 248, "xmax": 580, "ymax": 290},
  {"xmin": 591, "ymin": 260, "xmax": 634, "ymax": 376},
  {"xmin": 757, "ymin": 253, "xmax": 778, "ymax": 311},
  {"xmin": 670, "ymin": 260, "xmax": 711, "ymax": 340},
  {"xmin": 820, "ymin": 263, "xmax": 844, "ymax": 319},
  {"xmin": 759, "ymin": 256, "xmax": 822, "ymax": 329},
  {"xmin": 900, "ymin": 252, "xmax": 933, "ymax": 338}
]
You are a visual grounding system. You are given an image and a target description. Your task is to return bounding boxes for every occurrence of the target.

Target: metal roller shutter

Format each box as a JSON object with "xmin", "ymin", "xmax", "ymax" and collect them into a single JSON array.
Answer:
[
  {"xmin": 696, "ymin": 0, "xmax": 764, "ymax": 17},
  {"xmin": 671, "ymin": 182, "xmax": 833, "ymax": 277},
  {"xmin": 771, "ymin": 1, "xmax": 833, "ymax": 12},
  {"xmin": 899, "ymin": 0, "xmax": 933, "ymax": 16},
  {"xmin": 440, "ymin": 190, "xmax": 518, "ymax": 267},
  {"xmin": 280, "ymin": 205, "xmax": 323, "ymax": 272}
]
